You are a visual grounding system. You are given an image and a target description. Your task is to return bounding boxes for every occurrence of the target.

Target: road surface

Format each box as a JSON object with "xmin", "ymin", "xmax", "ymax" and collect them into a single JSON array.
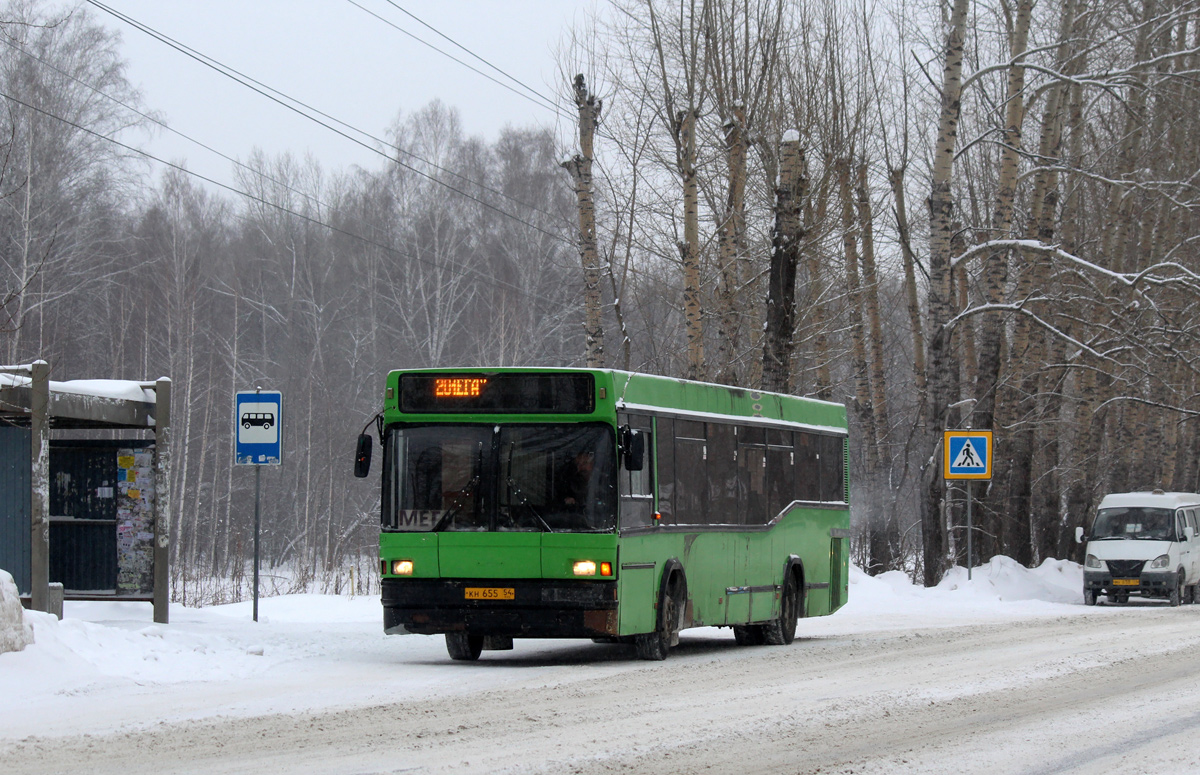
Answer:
[{"xmin": 6, "ymin": 605, "xmax": 1200, "ymax": 774}]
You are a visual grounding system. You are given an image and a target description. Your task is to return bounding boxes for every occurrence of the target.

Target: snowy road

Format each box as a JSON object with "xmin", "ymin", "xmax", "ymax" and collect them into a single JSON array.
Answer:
[{"xmin": 5, "ymin": 561, "xmax": 1200, "ymax": 773}]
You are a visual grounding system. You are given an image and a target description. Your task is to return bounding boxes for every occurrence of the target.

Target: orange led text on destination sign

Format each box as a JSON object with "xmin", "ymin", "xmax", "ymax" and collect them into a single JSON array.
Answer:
[{"xmin": 434, "ymin": 378, "xmax": 488, "ymax": 398}]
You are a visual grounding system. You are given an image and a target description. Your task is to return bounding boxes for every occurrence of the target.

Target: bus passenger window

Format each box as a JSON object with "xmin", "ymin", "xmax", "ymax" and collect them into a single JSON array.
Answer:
[
  {"xmin": 820, "ymin": 435, "xmax": 845, "ymax": 503},
  {"xmin": 766, "ymin": 433, "xmax": 794, "ymax": 521},
  {"xmin": 794, "ymin": 432, "xmax": 820, "ymax": 501},
  {"xmin": 707, "ymin": 422, "xmax": 737, "ymax": 525},
  {"xmin": 619, "ymin": 416, "xmax": 654, "ymax": 529},
  {"xmin": 739, "ymin": 433, "xmax": 767, "ymax": 525},
  {"xmin": 675, "ymin": 437, "xmax": 707, "ymax": 525},
  {"xmin": 656, "ymin": 417, "xmax": 675, "ymax": 523}
]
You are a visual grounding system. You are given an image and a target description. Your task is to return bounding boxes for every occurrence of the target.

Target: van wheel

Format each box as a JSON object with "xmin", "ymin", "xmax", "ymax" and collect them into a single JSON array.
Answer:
[
  {"xmin": 446, "ymin": 633, "xmax": 483, "ymax": 661},
  {"xmin": 1170, "ymin": 573, "xmax": 1184, "ymax": 607},
  {"xmin": 1083, "ymin": 589, "xmax": 1096, "ymax": 606}
]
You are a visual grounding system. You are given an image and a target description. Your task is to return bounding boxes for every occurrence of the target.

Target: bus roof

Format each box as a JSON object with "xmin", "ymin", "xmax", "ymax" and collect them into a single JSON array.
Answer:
[{"xmin": 384, "ymin": 367, "xmax": 847, "ymax": 434}]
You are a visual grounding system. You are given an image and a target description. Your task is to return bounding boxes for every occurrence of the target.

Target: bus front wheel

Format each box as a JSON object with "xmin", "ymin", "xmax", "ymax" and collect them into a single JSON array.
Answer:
[
  {"xmin": 446, "ymin": 633, "xmax": 483, "ymax": 661},
  {"xmin": 636, "ymin": 575, "xmax": 683, "ymax": 661}
]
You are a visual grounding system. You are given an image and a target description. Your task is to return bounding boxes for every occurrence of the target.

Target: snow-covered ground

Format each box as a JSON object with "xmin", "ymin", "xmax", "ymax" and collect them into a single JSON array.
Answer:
[{"xmin": 4, "ymin": 556, "xmax": 1199, "ymax": 774}]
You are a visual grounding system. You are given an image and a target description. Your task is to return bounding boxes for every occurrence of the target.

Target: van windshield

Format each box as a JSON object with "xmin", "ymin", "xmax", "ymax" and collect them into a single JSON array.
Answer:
[{"xmin": 1092, "ymin": 507, "xmax": 1176, "ymax": 541}]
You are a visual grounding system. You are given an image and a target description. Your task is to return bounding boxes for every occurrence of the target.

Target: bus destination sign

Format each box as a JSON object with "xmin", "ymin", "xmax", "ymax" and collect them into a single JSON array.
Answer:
[
  {"xmin": 434, "ymin": 377, "xmax": 487, "ymax": 398},
  {"xmin": 398, "ymin": 373, "xmax": 595, "ymax": 414}
]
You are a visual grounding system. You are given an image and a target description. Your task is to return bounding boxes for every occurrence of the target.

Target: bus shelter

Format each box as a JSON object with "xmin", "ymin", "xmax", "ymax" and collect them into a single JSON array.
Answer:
[{"xmin": 0, "ymin": 361, "xmax": 172, "ymax": 623}]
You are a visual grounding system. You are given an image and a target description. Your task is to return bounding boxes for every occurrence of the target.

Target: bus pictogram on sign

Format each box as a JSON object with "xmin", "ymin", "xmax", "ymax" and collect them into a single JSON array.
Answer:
[{"xmin": 236, "ymin": 391, "xmax": 282, "ymax": 465}]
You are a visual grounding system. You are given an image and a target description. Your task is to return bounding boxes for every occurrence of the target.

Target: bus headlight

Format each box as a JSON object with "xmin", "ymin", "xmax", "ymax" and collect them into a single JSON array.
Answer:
[
  {"xmin": 1149, "ymin": 554, "xmax": 1170, "ymax": 569},
  {"xmin": 573, "ymin": 560, "xmax": 612, "ymax": 577},
  {"xmin": 1085, "ymin": 554, "xmax": 1101, "ymax": 569},
  {"xmin": 391, "ymin": 559, "xmax": 414, "ymax": 575}
]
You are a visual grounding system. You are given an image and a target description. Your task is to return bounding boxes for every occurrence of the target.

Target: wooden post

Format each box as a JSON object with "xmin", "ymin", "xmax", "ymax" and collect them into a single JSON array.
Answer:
[
  {"xmin": 153, "ymin": 377, "xmax": 171, "ymax": 624},
  {"xmin": 29, "ymin": 360, "xmax": 49, "ymax": 613}
]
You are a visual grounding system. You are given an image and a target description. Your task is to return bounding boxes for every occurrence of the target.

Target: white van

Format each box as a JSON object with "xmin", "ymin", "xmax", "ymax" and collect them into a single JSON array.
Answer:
[{"xmin": 1076, "ymin": 491, "xmax": 1200, "ymax": 606}]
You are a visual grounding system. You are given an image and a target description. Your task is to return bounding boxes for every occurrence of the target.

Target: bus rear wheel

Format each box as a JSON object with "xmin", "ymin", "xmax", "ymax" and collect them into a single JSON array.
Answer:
[
  {"xmin": 764, "ymin": 572, "xmax": 801, "ymax": 646},
  {"xmin": 733, "ymin": 624, "xmax": 765, "ymax": 645},
  {"xmin": 446, "ymin": 633, "xmax": 483, "ymax": 661}
]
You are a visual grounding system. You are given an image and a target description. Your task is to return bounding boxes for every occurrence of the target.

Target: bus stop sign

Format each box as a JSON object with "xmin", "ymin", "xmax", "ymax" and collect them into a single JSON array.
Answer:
[
  {"xmin": 236, "ymin": 390, "xmax": 282, "ymax": 465},
  {"xmin": 944, "ymin": 430, "xmax": 992, "ymax": 480}
]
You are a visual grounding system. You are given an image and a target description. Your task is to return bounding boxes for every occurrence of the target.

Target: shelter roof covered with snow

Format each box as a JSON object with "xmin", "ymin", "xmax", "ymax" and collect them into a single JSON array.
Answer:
[{"xmin": 0, "ymin": 373, "xmax": 158, "ymax": 429}]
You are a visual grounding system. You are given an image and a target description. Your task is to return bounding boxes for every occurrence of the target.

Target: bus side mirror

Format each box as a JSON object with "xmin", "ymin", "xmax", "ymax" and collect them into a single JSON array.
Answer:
[
  {"xmin": 354, "ymin": 433, "xmax": 373, "ymax": 478},
  {"xmin": 621, "ymin": 427, "xmax": 645, "ymax": 472},
  {"xmin": 1075, "ymin": 526, "xmax": 1084, "ymax": 544}
]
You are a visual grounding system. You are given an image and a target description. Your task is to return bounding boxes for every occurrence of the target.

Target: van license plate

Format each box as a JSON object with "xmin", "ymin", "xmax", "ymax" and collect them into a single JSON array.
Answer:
[
  {"xmin": 1112, "ymin": 578, "xmax": 1139, "ymax": 586},
  {"xmin": 465, "ymin": 587, "xmax": 515, "ymax": 600}
]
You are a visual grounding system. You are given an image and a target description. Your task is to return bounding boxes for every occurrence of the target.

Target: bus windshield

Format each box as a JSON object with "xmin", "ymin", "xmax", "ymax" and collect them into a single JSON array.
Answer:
[
  {"xmin": 383, "ymin": 423, "xmax": 616, "ymax": 533},
  {"xmin": 1092, "ymin": 507, "xmax": 1176, "ymax": 541}
]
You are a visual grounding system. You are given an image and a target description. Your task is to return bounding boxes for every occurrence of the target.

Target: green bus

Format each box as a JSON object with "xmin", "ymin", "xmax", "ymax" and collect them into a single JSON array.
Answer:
[{"xmin": 354, "ymin": 368, "xmax": 850, "ymax": 661}]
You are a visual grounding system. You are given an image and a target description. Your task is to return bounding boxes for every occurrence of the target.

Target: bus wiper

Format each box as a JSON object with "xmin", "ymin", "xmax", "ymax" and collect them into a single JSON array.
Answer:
[
  {"xmin": 505, "ymin": 442, "xmax": 554, "ymax": 532},
  {"xmin": 432, "ymin": 442, "xmax": 484, "ymax": 532}
]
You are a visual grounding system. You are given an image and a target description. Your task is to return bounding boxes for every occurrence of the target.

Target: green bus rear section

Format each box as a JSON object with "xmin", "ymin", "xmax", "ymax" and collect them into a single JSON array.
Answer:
[{"xmin": 379, "ymin": 368, "xmax": 850, "ymax": 637}]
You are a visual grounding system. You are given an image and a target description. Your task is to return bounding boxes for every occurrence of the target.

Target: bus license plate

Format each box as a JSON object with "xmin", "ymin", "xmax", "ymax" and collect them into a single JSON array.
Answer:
[
  {"xmin": 465, "ymin": 587, "xmax": 515, "ymax": 600},
  {"xmin": 1112, "ymin": 578, "xmax": 1139, "ymax": 586}
]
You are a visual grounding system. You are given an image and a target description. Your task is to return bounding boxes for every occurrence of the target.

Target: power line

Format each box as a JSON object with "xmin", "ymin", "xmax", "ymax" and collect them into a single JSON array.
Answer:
[
  {"xmin": 360, "ymin": 0, "xmax": 569, "ymax": 120},
  {"xmin": 0, "ymin": 35, "xmax": 330, "ymax": 217},
  {"xmin": 365, "ymin": 1, "xmax": 622, "ymax": 151},
  {"xmin": 0, "ymin": 86, "xmax": 573, "ymax": 308},
  {"xmin": 83, "ymin": 0, "xmax": 570, "ymax": 242}
]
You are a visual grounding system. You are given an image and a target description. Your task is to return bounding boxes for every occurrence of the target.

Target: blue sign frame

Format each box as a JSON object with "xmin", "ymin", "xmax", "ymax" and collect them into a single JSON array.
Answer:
[{"xmin": 236, "ymin": 391, "xmax": 282, "ymax": 465}]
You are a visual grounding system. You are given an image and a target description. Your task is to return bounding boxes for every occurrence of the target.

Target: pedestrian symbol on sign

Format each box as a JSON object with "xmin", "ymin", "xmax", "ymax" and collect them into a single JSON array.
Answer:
[{"xmin": 952, "ymin": 439, "xmax": 983, "ymax": 469}]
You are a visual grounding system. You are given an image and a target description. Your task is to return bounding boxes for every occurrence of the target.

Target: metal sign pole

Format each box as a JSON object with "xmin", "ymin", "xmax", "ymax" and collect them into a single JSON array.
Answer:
[
  {"xmin": 235, "ymin": 385, "xmax": 282, "ymax": 624},
  {"xmin": 966, "ymin": 481, "xmax": 973, "ymax": 581},
  {"xmin": 253, "ymin": 464, "xmax": 261, "ymax": 622},
  {"xmin": 944, "ymin": 430, "xmax": 993, "ymax": 584}
]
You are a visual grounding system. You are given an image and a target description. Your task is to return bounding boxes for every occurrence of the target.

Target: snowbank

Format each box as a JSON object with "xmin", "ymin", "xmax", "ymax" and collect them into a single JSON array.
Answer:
[{"xmin": 0, "ymin": 569, "xmax": 33, "ymax": 654}]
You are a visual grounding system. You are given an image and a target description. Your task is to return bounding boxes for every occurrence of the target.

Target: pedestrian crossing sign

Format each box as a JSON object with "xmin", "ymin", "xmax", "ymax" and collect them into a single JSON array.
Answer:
[{"xmin": 944, "ymin": 430, "xmax": 993, "ymax": 480}]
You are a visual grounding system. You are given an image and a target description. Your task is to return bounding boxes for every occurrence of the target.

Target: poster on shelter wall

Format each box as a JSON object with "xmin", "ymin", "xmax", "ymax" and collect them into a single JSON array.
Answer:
[{"xmin": 115, "ymin": 449, "xmax": 155, "ymax": 595}]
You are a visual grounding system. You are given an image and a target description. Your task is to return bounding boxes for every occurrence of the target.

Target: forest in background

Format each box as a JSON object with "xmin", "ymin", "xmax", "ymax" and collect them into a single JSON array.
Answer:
[{"xmin": 2, "ymin": 0, "xmax": 1199, "ymax": 600}]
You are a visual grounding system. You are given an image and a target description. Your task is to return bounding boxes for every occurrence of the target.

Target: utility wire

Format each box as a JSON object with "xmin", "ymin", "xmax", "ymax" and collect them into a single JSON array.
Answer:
[
  {"xmin": 367, "ymin": 0, "xmax": 569, "ymax": 119},
  {"xmin": 0, "ymin": 35, "xmax": 331, "ymax": 216},
  {"xmin": 0, "ymin": 87, "xmax": 571, "ymax": 307},
  {"xmin": 83, "ymin": 0, "xmax": 569, "ymax": 240},
  {"xmin": 365, "ymin": 0, "xmax": 622, "ymax": 149}
]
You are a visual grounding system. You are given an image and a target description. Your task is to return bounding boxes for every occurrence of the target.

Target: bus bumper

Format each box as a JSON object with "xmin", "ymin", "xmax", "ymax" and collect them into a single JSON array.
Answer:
[{"xmin": 382, "ymin": 578, "xmax": 620, "ymax": 638}]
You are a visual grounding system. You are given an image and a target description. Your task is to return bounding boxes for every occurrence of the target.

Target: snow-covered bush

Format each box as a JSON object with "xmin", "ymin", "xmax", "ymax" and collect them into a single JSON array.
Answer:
[{"xmin": 0, "ymin": 569, "xmax": 33, "ymax": 654}]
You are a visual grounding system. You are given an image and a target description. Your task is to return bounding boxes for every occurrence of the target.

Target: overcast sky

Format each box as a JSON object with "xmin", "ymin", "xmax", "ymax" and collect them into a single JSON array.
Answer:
[{"xmin": 86, "ymin": 0, "xmax": 596, "ymax": 189}]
